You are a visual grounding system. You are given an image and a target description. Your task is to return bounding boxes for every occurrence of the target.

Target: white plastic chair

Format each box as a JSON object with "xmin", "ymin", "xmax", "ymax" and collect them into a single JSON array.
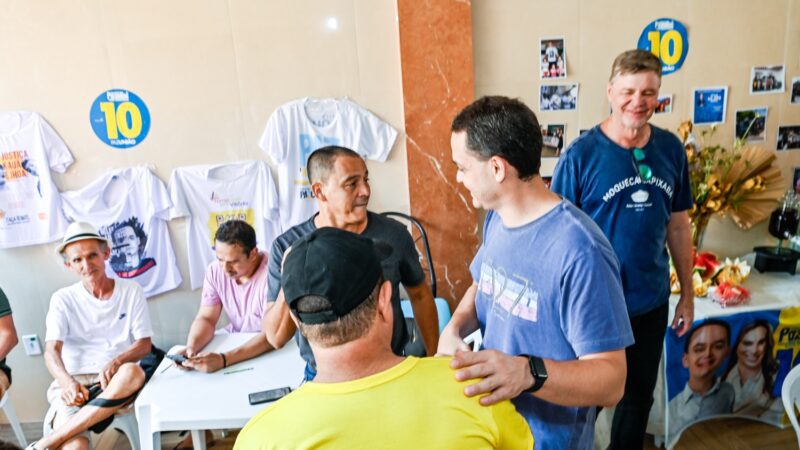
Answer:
[
  {"xmin": 0, "ymin": 390, "xmax": 27, "ymax": 447},
  {"xmin": 42, "ymin": 408, "xmax": 140, "ymax": 450},
  {"xmin": 781, "ymin": 363, "xmax": 800, "ymax": 447},
  {"xmin": 106, "ymin": 410, "xmax": 140, "ymax": 450}
]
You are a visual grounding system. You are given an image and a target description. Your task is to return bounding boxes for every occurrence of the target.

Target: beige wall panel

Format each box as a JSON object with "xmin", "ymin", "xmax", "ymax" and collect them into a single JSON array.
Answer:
[
  {"xmin": 473, "ymin": 0, "xmax": 800, "ymax": 258},
  {"xmin": 0, "ymin": 0, "xmax": 406, "ymax": 421}
]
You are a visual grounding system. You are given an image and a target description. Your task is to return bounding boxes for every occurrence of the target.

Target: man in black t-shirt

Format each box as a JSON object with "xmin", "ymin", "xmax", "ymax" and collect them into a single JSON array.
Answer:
[{"xmin": 263, "ymin": 146, "xmax": 439, "ymax": 380}]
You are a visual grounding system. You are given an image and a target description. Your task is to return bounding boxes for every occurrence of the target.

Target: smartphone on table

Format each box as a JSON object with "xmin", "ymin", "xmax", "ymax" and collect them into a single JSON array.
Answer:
[
  {"xmin": 249, "ymin": 387, "xmax": 292, "ymax": 405},
  {"xmin": 166, "ymin": 353, "xmax": 188, "ymax": 364}
]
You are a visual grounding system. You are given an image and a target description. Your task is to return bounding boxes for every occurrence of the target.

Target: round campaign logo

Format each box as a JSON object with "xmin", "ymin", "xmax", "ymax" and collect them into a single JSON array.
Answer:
[
  {"xmin": 637, "ymin": 18, "xmax": 689, "ymax": 75},
  {"xmin": 89, "ymin": 89, "xmax": 151, "ymax": 149}
]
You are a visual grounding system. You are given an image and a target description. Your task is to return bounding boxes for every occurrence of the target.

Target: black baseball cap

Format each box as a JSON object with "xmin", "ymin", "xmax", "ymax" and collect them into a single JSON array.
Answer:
[{"xmin": 282, "ymin": 227, "xmax": 391, "ymax": 324}]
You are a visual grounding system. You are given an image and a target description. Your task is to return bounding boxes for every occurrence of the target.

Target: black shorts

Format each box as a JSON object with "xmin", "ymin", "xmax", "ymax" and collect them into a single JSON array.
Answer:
[{"xmin": 0, "ymin": 358, "xmax": 11, "ymax": 385}]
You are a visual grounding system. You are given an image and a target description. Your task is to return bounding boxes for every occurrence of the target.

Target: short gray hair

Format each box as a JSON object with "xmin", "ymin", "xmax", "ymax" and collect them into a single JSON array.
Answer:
[
  {"xmin": 609, "ymin": 49, "xmax": 662, "ymax": 82},
  {"xmin": 295, "ymin": 278, "xmax": 382, "ymax": 347}
]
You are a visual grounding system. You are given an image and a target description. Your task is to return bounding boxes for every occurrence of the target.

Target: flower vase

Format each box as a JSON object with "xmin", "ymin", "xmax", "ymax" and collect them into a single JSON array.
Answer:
[{"xmin": 691, "ymin": 215, "xmax": 710, "ymax": 249}]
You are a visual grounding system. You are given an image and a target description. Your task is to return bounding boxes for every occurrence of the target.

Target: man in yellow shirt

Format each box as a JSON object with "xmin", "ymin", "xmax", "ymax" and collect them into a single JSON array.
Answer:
[{"xmin": 234, "ymin": 227, "xmax": 532, "ymax": 450}]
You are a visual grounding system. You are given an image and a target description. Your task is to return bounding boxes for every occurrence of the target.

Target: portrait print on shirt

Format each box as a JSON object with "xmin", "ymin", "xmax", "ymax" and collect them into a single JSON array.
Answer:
[
  {"xmin": 61, "ymin": 166, "xmax": 182, "ymax": 298},
  {"xmin": 100, "ymin": 216, "xmax": 156, "ymax": 279}
]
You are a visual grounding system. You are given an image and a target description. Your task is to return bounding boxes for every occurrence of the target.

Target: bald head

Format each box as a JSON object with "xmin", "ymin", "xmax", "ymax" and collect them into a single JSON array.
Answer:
[{"xmin": 307, "ymin": 146, "xmax": 363, "ymax": 184}]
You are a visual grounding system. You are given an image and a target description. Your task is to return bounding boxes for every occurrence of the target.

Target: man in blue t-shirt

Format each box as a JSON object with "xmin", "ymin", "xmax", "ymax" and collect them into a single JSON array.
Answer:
[
  {"xmin": 551, "ymin": 49, "xmax": 695, "ymax": 450},
  {"xmin": 439, "ymin": 96, "xmax": 634, "ymax": 450}
]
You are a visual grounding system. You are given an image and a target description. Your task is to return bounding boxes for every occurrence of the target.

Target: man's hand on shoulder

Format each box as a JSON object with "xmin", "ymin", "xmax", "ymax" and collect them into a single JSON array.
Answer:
[
  {"xmin": 60, "ymin": 378, "xmax": 89, "ymax": 407},
  {"xmin": 451, "ymin": 349, "xmax": 533, "ymax": 406},
  {"xmin": 99, "ymin": 358, "xmax": 123, "ymax": 389},
  {"xmin": 183, "ymin": 352, "xmax": 225, "ymax": 373}
]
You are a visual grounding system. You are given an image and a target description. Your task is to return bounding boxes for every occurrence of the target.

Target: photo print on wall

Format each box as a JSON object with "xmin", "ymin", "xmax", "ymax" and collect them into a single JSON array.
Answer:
[
  {"xmin": 750, "ymin": 66, "xmax": 785, "ymax": 94},
  {"xmin": 541, "ymin": 124, "xmax": 566, "ymax": 158},
  {"xmin": 540, "ymin": 37, "xmax": 567, "ymax": 80},
  {"xmin": 540, "ymin": 84, "xmax": 578, "ymax": 111},
  {"xmin": 777, "ymin": 126, "xmax": 800, "ymax": 151},
  {"xmin": 655, "ymin": 94, "xmax": 673, "ymax": 114},
  {"xmin": 693, "ymin": 87, "xmax": 728, "ymax": 125},
  {"xmin": 791, "ymin": 77, "xmax": 800, "ymax": 104},
  {"xmin": 735, "ymin": 107, "xmax": 768, "ymax": 143}
]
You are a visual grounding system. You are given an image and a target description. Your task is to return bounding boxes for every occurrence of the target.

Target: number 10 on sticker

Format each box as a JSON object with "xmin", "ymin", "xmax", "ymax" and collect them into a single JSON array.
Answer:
[
  {"xmin": 637, "ymin": 18, "xmax": 689, "ymax": 75},
  {"xmin": 89, "ymin": 89, "xmax": 151, "ymax": 149},
  {"xmin": 647, "ymin": 30, "xmax": 683, "ymax": 66},
  {"xmin": 99, "ymin": 101, "xmax": 142, "ymax": 139}
]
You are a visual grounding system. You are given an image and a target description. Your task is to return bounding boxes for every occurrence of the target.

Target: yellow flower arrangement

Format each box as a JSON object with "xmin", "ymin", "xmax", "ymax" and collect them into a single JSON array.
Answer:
[{"xmin": 678, "ymin": 121, "xmax": 784, "ymax": 247}]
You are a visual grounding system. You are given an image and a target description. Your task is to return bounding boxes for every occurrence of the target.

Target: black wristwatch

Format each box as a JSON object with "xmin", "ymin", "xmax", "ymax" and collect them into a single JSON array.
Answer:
[{"xmin": 521, "ymin": 355, "xmax": 548, "ymax": 393}]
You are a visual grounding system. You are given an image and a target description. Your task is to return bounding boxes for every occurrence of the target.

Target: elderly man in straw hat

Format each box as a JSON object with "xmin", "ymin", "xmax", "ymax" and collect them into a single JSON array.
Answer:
[{"xmin": 28, "ymin": 222, "xmax": 153, "ymax": 450}]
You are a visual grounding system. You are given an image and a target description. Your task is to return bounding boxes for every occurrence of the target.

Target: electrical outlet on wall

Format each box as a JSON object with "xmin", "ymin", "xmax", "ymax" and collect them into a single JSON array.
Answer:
[{"xmin": 22, "ymin": 334, "xmax": 42, "ymax": 356}]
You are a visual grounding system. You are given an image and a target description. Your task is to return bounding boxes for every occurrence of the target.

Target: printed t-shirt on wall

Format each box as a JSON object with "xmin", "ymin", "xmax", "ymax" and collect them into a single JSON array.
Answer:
[
  {"xmin": 258, "ymin": 97, "xmax": 398, "ymax": 231},
  {"xmin": 168, "ymin": 160, "xmax": 280, "ymax": 289},
  {"xmin": 0, "ymin": 111, "xmax": 74, "ymax": 248},
  {"xmin": 61, "ymin": 166, "xmax": 182, "ymax": 298}
]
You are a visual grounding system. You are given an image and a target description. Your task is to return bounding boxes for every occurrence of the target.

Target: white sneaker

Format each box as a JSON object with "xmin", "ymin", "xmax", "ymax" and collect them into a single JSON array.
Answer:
[{"xmin": 25, "ymin": 441, "xmax": 49, "ymax": 450}]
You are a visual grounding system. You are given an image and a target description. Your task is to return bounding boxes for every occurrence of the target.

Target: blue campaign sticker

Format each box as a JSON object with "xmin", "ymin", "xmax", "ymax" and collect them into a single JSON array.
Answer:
[
  {"xmin": 89, "ymin": 89, "xmax": 151, "ymax": 148},
  {"xmin": 637, "ymin": 18, "xmax": 689, "ymax": 75}
]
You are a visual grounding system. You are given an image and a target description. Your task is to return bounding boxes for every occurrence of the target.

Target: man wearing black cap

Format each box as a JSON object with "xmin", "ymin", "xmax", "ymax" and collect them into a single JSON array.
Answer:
[
  {"xmin": 263, "ymin": 146, "xmax": 439, "ymax": 380},
  {"xmin": 234, "ymin": 228, "xmax": 531, "ymax": 450}
]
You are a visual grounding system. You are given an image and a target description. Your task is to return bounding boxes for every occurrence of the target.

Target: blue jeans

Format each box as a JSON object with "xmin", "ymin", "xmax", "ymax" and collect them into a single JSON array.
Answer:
[{"xmin": 609, "ymin": 302, "xmax": 668, "ymax": 450}]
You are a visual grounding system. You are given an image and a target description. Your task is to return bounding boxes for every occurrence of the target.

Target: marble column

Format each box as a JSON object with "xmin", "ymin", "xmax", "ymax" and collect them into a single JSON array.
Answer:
[{"xmin": 397, "ymin": 0, "xmax": 479, "ymax": 308}]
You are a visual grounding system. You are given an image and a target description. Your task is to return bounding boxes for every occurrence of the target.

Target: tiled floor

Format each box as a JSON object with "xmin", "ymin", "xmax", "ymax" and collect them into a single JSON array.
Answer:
[
  {"xmin": 2, "ymin": 418, "xmax": 796, "ymax": 449},
  {"xmin": 0, "ymin": 424, "xmax": 237, "ymax": 450}
]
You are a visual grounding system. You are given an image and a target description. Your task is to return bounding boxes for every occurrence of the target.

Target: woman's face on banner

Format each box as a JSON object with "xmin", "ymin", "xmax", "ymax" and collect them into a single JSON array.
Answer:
[{"xmin": 738, "ymin": 326, "xmax": 768, "ymax": 371}]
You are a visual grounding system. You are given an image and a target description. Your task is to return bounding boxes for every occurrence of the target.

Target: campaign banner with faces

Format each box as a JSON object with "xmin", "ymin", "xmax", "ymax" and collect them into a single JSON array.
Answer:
[{"xmin": 664, "ymin": 307, "xmax": 800, "ymax": 447}]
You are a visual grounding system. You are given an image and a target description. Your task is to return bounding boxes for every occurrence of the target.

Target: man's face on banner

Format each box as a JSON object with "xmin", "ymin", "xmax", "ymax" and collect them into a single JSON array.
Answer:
[{"xmin": 683, "ymin": 324, "xmax": 730, "ymax": 380}]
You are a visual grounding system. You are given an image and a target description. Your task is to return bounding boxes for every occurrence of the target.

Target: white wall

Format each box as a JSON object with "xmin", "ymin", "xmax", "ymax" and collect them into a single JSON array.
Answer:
[{"xmin": 0, "ymin": 0, "xmax": 408, "ymax": 421}]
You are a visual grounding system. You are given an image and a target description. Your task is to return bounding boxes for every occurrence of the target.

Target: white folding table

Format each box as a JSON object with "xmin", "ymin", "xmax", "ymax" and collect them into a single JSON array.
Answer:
[{"xmin": 135, "ymin": 333, "xmax": 305, "ymax": 450}]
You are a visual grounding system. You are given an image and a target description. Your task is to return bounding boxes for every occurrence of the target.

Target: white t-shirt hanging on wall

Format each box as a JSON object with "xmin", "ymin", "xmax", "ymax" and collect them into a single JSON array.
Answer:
[
  {"xmin": 168, "ymin": 160, "xmax": 280, "ymax": 289},
  {"xmin": 61, "ymin": 166, "xmax": 182, "ymax": 298},
  {"xmin": 45, "ymin": 279, "xmax": 153, "ymax": 375},
  {"xmin": 258, "ymin": 97, "xmax": 398, "ymax": 231},
  {"xmin": 0, "ymin": 111, "xmax": 74, "ymax": 248}
]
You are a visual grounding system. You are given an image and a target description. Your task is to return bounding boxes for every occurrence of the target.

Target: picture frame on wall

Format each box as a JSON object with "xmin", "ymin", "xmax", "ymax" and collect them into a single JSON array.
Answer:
[
  {"xmin": 655, "ymin": 94, "xmax": 673, "ymax": 114},
  {"xmin": 777, "ymin": 125, "xmax": 800, "ymax": 151},
  {"xmin": 692, "ymin": 86, "xmax": 728, "ymax": 125},
  {"xmin": 750, "ymin": 65, "xmax": 785, "ymax": 94},
  {"xmin": 791, "ymin": 77, "xmax": 800, "ymax": 104},
  {"xmin": 540, "ymin": 84, "xmax": 578, "ymax": 111},
  {"xmin": 540, "ymin": 37, "xmax": 567, "ymax": 80},
  {"xmin": 541, "ymin": 124, "xmax": 566, "ymax": 158},
  {"xmin": 793, "ymin": 167, "xmax": 800, "ymax": 194},
  {"xmin": 735, "ymin": 107, "xmax": 768, "ymax": 142}
]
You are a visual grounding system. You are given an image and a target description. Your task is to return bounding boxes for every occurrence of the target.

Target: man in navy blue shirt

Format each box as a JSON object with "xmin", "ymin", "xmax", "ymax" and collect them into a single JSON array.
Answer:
[
  {"xmin": 552, "ymin": 49, "xmax": 695, "ymax": 449},
  {"xmin": 439, "ymin": 96, "xmax": 634, "ymax": 450}
]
